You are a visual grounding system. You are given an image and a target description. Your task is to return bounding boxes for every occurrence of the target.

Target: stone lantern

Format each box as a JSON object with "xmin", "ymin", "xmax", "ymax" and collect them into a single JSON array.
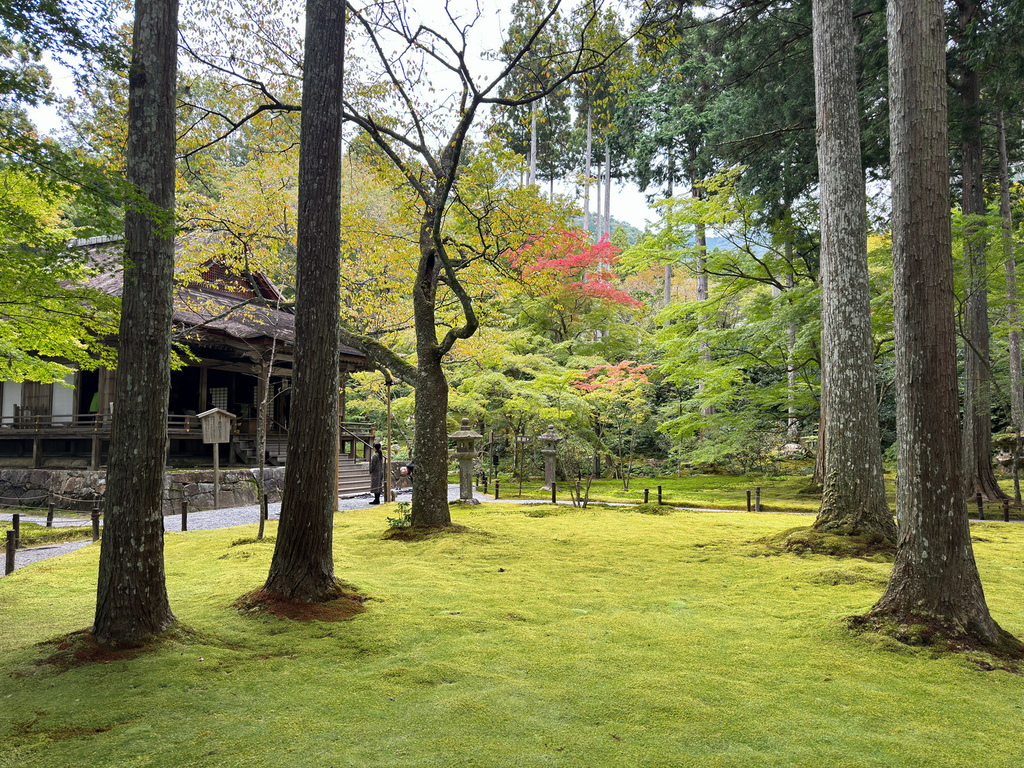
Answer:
[
  {"xmin": 538, "ymin": 424, "xmax": 563, "ymax": 491},
  {"xmin": 449, "ymin": 417, "xmax": 483, "ymax": 504}
]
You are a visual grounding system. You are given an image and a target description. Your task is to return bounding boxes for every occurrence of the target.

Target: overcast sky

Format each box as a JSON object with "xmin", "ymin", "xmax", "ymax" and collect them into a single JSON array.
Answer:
[{"xmin": 27, "ymin": 0, "xmax": 656, "ymax": 229}]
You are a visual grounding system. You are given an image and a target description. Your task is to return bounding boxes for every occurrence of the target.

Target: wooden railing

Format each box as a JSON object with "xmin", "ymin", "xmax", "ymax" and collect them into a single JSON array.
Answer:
[
  {"xmin": 0, "ymin": 413, "xmax": 375, "ymax": 445},
  {"xmin": 0, "ymin": 413, "xmax": 201, "ymax": 435}
]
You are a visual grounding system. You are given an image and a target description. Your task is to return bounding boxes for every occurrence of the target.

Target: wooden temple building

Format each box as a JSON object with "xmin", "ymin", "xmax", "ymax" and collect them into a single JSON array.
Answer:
[{"xmin": 0, "ymin": 236, "xmax": 375, "ymax": 476}]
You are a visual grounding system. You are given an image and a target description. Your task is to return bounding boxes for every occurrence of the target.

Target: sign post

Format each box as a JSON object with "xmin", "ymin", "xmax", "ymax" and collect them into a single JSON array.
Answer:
[{"xmin": 198, "ymin": 408, "xmax": 235, "ymax": 509}]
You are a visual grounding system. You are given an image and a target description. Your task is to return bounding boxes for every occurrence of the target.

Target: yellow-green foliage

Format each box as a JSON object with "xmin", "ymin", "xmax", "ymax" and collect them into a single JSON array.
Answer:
[{"xmin": 1, "ymin": 506, "xmax": 1023, "ymax": 767}]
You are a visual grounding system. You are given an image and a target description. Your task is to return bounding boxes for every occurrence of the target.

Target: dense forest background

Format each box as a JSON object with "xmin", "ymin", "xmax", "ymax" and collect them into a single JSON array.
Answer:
[{"xmin": 3, "ymin": 0, "xmax": 1023, "ymax": 483}]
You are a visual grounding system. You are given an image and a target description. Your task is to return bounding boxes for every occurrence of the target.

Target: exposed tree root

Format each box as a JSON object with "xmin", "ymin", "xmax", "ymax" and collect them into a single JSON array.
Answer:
[
  {"xmin": 382, "ymin": 523, "xmax": 471, "ymax": 541},
  {"xmin": 32, "ymin": 625, "xmax": 203, "ymax": 671},
  {"xmin": 235, "ymin": 584, "xmax": 367, "ymax": 623},
  {"xmin": 847, "ymin": 613, "xmax": 1024, "ymax": 671}
]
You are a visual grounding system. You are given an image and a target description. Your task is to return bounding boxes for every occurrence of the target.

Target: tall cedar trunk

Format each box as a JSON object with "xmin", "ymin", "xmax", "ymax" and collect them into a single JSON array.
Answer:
[
  {"xmin": 529, "ymin": 105, "xmax": 537, "ymax": 185},
  {"xmin": 264, "ymin": 0, "xmax": 344, "ymax": 601},
  {"xmin": 664, "ymin": 169, "xmax": 674, "ymax": 323},
  {"xmin": 692, "ymin": 159, "xmax": 713, "ymax": 419},
  {"xmin": 811, "ymin": 0, "xmax": 894, "ymax": 538},
  {"xmin": 603, "ymin": 139, "xmax": 611, "ymax": 238},
  {"xmin": 584, "ymin": 106, "xmax": 592, "ymax": 238},
  {"xmin": 786, "ymin": 271, "xmax": 799, "ymax": 439},
  {"xmin": 998, "ymin": 110, "xmax": 1023, "ymax": 503},
  {"xmin": 93, "ymin": 0, "xmax": 178, "ymax": 643},
  {"xmin": 998, "ymin": 109, "xmax": 1023, "ymax": 432},
  {"xmin": 958, "ymin": 0, "xmax": 1006, "ymax": 502},
  {"xmin": 411, "ymin": 213, "xmax": 453, "ymax": 528},
  {"xmin": 870, "ymin": 0, "xmax": 1001, "ymax": 643}
]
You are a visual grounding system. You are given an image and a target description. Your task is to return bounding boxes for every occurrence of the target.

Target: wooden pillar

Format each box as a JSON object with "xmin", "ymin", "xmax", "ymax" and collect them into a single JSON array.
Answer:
[
  {"xmin": 96, "ymin": 367, "xmax": 108, "ymax": 424},
  {"xmin": 199, "ymin": 366, "xmax": 208, "ymax": 412},
  {"xmin": 335, "ymin": 369, "xmax": 341, "ymax": 502},
  {"xmin": 72, "ymin": 371, "xmax": 81, "ymax": 420},
  {"xmin": 90, "ymin": 437, "xmax": 101, "ymax": 471},
  {"xmin": 339, "ymin": 372, "xmax": 347, "ymax": 423}
]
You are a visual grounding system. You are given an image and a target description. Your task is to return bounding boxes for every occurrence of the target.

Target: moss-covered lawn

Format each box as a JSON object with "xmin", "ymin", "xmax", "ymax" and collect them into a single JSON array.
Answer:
[
  {"xmin": 488, "ymin": 473, "xmax": 845, "ymax": 512},
  {"xmin": 2, "ymin": 503, "xmax": 1022, "ymax": 767}
]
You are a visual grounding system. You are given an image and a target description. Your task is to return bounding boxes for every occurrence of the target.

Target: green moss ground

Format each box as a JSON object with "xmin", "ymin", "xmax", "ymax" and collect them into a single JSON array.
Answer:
[{"xmin": 2, "ymin": 503, "xmax": 1023, "ymax": 767}]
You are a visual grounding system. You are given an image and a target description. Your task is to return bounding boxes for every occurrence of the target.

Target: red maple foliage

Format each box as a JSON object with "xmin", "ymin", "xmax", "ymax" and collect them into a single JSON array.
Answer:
[
  {"xmin": 573, "ymin": 360, "xmax": 655, "ymax": 392},
  {"xmin": 513, "ymin": 231, "xmax": 642, "ymax": 308}
]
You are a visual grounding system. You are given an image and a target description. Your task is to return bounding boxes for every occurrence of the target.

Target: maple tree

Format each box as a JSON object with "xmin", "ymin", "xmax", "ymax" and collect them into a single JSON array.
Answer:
[
  {"xmin": 0, "ymin": 168, "xmax": 119, "ymax": 382},
  {"xmin": 573, "ymin": 360, "xmax": 654, "ymax": 489},
  {"xmin": 511, "ymin": 230, "xmax": 645, "ymax": 360}
]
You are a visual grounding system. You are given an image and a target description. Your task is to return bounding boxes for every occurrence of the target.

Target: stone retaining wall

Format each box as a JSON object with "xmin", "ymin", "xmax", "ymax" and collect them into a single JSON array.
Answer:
[{"xmin": 0, "ymin": 467, "xmax": 286, "ymax": 514}]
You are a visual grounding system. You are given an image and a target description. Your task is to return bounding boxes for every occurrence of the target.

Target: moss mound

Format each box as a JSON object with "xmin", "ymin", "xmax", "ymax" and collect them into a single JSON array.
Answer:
[
  {"xmin": 761, "ymin": 526, "xmax": 895, "ymax": 560},
  {"xmin": 382, "ymin": 522, "xmax": 473, "ymax": 541},
  {"xmin": 234, "ymin": 585, "xmax": 366, "ymax": 623},
  {"xmin": 847, "ymin": 613, "xmax": 1024, "ymax": 669}
]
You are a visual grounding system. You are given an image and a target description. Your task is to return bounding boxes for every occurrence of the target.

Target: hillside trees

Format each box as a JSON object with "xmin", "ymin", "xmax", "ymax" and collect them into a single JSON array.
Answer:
[
  {"xmin": 493, "ymin": 0, "xmax": 569, "ymax": 189},
  {"xmin": 649, "ymin": 173, "xmax": 822, "ymax": 471}
]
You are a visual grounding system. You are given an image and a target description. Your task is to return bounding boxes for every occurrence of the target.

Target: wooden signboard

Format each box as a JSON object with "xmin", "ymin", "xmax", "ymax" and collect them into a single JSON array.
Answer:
[
  {"xmin": 197, "ymin": 408, "xmax": 235, "ymax": 509},
  {"xmin": 198, "ymin": 408, "xmax": 235, "ymax": 444}
]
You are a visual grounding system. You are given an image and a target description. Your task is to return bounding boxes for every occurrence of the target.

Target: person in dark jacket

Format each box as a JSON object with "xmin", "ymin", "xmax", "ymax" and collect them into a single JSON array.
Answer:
[{"xmin": 369, "ymin": 442, "xmax": 384, "ymax": 504}]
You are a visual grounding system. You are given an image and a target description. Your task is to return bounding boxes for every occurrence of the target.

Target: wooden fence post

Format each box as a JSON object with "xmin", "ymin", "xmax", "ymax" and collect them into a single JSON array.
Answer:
[
  {"xmin": 976, "ymin": 492, "xmax": 984, "ymax": 521},
  {"xmin": 657, "ymin": 485, "xmax": 663, "ymax": 505},
  {"xmin": 5, "ymin": 530, "xmax": 14, "ymax": 575},
  {"xmin": 644, "ymin": 488, "xmax": 649, "ymax": 504},
  {"xmin": 755, "ymin": 487, "xmax": 761, "ymax": 513},
  {"xmin": 181, "ymin": 500, "xmax": 188, "ymax": 532},
  {"xmin": 494, "ymin": 479, "xmax": 500, "ymax": 500},
  {"xmin": 11, "ymin": 513, "xmax": 19, "ymax": 550},
  {"xmin": 551, "ymin": 482, "xmax": 557, "ymax": 505},
  {"xmin": 747, "ymin": 490, "xmax": 752, "ymax": 513},
  {"xmin": 47, "ymin": 502, "xmax": 54, "ymax": 527},
  {"xmin": 91, "ymin": 503, "xmax": 100, "ymax": 542},
  {"xmin": 1003, "ymin": 499, "xmax": 1010, "ymax": 523}
]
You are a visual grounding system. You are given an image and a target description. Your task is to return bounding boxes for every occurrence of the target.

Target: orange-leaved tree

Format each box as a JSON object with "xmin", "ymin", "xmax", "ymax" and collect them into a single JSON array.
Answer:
[{"xmin": 573, "ymin": 360, "xmax": 654, "ymax": 489}]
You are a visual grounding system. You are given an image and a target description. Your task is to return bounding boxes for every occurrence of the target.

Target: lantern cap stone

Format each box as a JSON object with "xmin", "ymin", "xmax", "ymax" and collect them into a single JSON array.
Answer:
[
  {"xmin": 538, "ymin": 424, "xmax": 563, "ymax": 443},
  {"xmin": 449, "ymin": 417, "xmax": 483, "ymax": 440}
]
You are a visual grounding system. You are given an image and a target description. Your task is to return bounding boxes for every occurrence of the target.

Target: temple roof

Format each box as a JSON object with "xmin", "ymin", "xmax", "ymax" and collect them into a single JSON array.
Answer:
[{"xmin": 71, "ymin": 235, "xmax": 368, "ymax": 369}]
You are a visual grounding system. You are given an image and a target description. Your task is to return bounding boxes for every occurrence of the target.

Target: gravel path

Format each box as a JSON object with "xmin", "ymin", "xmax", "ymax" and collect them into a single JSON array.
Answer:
[
  {"xmin": 3, "ymin": 484, "xmax": 817, "ymax": 576},
  {"xmin": 1, "ymin": 484, "xmax": 489, "ymax": 575}
]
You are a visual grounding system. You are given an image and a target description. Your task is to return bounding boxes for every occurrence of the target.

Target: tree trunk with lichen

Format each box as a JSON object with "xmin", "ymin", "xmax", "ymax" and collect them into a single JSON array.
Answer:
[
  {"xmin": 264, "ymin": 0, "xmax": 344, "ymax": 602},
  {"xmin": 998, "ymin": 109, "xmax": 1023, "ymax": 504},
  {"xmin": 92, "ymin": 0, "xmax": 178, "ymax": 644},
  {"xmin": 410, "ymin": 214, "xmax": 454, "ymax": 528},
  {"xmin": 957, "ymin": 0, "xmax": 1006, "ymax": 502},
  {"xmin": 867, "ymin": 0, "xmax": 1006, "ymax": 647},
  {"xmin": 811, "ymin": 0, "xmax": 894, "ymax": 540}
]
